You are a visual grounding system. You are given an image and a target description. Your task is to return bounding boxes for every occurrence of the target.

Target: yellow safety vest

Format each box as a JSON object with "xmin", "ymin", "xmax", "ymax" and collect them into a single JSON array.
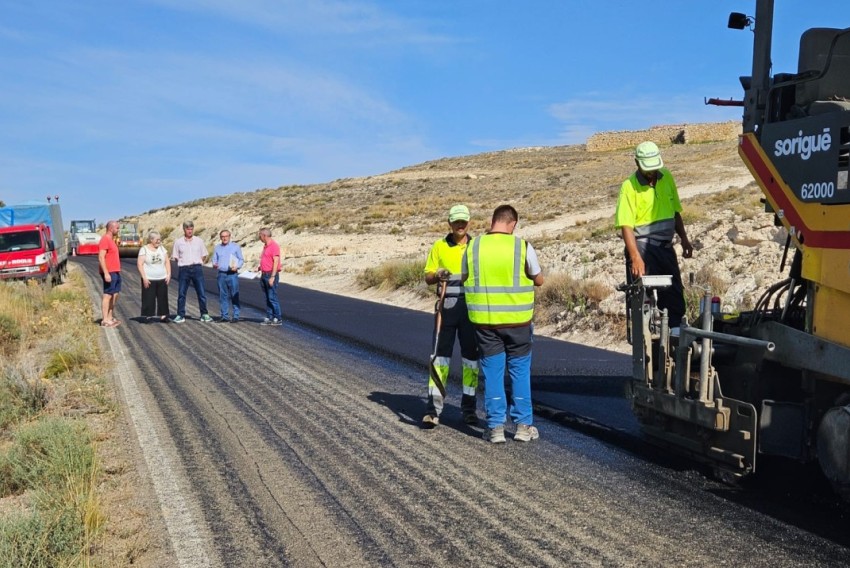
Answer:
[
  {"xmin": 614, "ymin": 168, "xmax": 682, "ymax": 245},
  {"xmin": 424, "ymin": 234, "xmax": 469, "ymax": 297},
  {"xmin": 464, "ymin": 233, "xmax": 535, "ymax": 326}
]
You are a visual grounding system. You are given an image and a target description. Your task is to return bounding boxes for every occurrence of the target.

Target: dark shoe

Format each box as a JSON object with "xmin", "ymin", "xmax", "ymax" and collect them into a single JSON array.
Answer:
[{"xmin": 463, "ymin": 411, "xmax": 479, "ymax": 425}]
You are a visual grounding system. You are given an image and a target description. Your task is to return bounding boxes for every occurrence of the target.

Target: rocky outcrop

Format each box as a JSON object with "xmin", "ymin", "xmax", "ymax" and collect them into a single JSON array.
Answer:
[{"xmin": 586, "ymin": 121, "xmax": 742, "ymax": 152}]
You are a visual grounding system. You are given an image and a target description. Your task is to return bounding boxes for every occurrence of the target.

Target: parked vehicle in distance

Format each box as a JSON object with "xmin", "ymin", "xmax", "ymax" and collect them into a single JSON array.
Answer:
[
  {"xmin": 116, "ymin": 221, "xmax": 141, "ymax": 257},
  {"xmin": 0, "ymin": 200, "xmax": 68, "ymax": 285},
  {"xmin": 69, "ymin": 219, "xmax": 100, "ymax": 256}
]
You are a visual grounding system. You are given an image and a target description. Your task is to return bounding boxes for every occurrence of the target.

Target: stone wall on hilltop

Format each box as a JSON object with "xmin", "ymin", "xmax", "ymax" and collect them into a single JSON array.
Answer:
[{"xmin": 586, "ymin": 121, "xmax": 742, "ymax": 152}]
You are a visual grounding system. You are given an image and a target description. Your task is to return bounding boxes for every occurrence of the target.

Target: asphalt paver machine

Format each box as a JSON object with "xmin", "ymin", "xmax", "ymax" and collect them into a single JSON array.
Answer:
[{"xmin": 625, "ymin": 0, "xmax": 850, "ymax": 498}]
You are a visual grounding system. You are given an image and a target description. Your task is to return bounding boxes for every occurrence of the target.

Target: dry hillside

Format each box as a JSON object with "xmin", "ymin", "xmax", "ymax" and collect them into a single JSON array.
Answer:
[{"xmin": 130, "ymin": 126, "xmax": 789, "ymax": 353}]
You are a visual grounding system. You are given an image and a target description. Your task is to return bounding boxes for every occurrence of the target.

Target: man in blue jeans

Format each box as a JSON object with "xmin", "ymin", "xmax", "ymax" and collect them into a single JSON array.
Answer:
[
  {"xmin": 171, "ymin": 220, "xmax": 211, "ymax": 323},
  {"xmin": 462, "ymin": 205, "xmax": 545, "ymax": 443},
  {"xmin": 212, "ymin": 229, "xmax": 244, "ymax": 322},
  {"xmin": 257, "ymin": 227, "xmax": 282, "ymax": 325}
]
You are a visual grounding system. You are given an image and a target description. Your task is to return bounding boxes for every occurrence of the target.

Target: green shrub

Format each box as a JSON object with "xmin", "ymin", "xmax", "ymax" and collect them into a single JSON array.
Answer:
[
  {"xmin": 0, "ymin": 417, "xmax": 93, "ymax": 497},
  {"xmin": 43, "ymin": 348, "xmax": 94, "ymax": 379},
  {"xmin": 0, "ymin": 366, "xmax": 48, "ymax": 429}
]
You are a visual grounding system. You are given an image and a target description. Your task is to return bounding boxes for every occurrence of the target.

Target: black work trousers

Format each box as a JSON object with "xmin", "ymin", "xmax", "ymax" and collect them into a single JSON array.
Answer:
[{"xmin": 625, "ymin": 243, "xmax": 685, "ymax": 328}]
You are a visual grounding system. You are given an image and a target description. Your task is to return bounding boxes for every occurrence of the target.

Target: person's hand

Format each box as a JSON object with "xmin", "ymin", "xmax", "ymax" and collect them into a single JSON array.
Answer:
[
  {"xmin": 104, "ymin": 272, "xmax": 112, "ymax": 283},
  {"xmin": 142, "ymin": 278, "xmax": 150, "ymax": 289},
  {"xmin": 681, "ymin": 237, "xmax": 694, "ymax": 259},
  {"xmin": 630, "ymin": 256, "xmax": 646, "ymax": 278},
  {"xmin": 165, "ymin": 275, "xmax": 171, "ymax": 285},
  {"xmin": 436, "ymin": 268, "xmax": 450, "ymax": 281}
]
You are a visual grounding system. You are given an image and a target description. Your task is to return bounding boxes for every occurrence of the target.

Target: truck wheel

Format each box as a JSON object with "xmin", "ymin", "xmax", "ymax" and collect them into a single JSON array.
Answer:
[{"xmin": 817, "ymin": 405, "xmax": 850, "ymax": 499}]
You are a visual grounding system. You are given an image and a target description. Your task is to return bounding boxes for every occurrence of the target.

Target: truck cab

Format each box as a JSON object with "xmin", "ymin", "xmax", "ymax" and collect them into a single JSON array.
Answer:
[
  {"xmin": 0, "ymin": 201, "xmax": 67, "ymax": 285},
  {"xmin": 69, "ymin": 219, "xmax": 100, "ymax": 256},
  {"xmin": 0, "ymin": 223, "xmax": 62, "ymax": 284}
]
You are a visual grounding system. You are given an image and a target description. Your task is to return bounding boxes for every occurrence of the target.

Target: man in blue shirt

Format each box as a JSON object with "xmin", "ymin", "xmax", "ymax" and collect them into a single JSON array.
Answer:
[{"xmin": 212, "ymin": 230, "xmax": 244, "ymax": 322}]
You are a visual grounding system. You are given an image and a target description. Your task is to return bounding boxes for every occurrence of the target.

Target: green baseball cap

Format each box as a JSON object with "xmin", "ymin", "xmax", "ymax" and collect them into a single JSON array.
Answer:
[
  {"xmin": 448, "ymin": 204, "xmax": 470, "ymax": 222},
  {"xmin": 635, "ymin": 141, "xmax": 664, "ymax": 171}
]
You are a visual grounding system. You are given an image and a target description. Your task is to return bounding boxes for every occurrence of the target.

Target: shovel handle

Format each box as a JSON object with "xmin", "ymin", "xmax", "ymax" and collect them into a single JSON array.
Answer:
[{"xmin": 429, "ymin": 280, "xmax": 449, "ymax": 398}]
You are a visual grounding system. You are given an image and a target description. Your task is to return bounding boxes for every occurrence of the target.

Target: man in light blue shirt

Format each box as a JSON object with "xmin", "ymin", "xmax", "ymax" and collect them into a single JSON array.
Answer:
[{"xmin": 212, "ymin": 230, "xmax": 244, "ymax": 322}]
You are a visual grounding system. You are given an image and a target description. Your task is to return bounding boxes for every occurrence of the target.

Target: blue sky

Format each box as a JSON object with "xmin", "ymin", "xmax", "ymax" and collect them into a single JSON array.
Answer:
[{"xmin": 0, "ymin": 1, "xmax": 845, "ymax": 225}]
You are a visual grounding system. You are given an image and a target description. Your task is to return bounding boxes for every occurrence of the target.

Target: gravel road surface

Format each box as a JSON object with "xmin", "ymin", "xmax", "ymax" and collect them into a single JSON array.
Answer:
[{"xmin": 77, "ymin": 258, "xmax": 850, "ymax": 567}]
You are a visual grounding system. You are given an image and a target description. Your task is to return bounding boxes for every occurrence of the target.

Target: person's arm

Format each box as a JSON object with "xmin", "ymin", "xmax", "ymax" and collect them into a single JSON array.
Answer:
[
  {"xmin": 235, "ymin": 246, "xmax": 244, "ymax": 269},
  {"xmin": 163, "ymin": 246, "xmax": 171, "ymax": 283},
  {"xmin": 674, "ymin": 213, "xmax": 693, "ymax": 258},
  {"xmin": 621, "ymin": 226, "xmax": 645, "ymax": 278},
  {"xmin": 423, "ymin": 242, "xmax": 445, "ymax": 285},
  {"xmin": 525, "ymin": 243, "xmax": 545, "ymax": 286},
  {"xmin": 99, "ymin": 245, "xmax": 111, "ymax": 282},
  {"xmin": 137, "ymin": 249, "xmax": 149, "ymax": 287},
  {"xmin": 200, "ymin": 242, "xmax": 208, "ymax": 265},
  {"xmin": 212, "ymin": 245, "xmax": 220, "ymax": 269}
]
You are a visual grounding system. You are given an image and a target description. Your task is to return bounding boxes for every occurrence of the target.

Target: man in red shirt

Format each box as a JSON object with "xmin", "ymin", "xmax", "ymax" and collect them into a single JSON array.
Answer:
[
  {"xmin": 98, "ymin": 221, "xmax": 122, "ymax": 327},
  {"xmin": 257, "ymin": 228, "xmax": 282, "ymax": 325}
]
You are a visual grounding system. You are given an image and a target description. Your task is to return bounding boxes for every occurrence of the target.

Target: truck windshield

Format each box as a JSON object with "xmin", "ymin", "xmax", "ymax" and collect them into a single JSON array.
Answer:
[
  {"xmin": 0, "ymin": 231, "xmax": 41, "ymax": 252},
  {"xmin": 72, "ymin": 221, "xmax": 96, "ymax": 232}
]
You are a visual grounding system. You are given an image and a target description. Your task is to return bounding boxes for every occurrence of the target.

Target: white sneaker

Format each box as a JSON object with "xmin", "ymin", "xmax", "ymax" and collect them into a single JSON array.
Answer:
[
  {"xmin": 514, "ymin": 424, "xmax": 539, "ymax": 442},
  {"xmin": 483, "ymin": 425, "xmax": 506, "ymax": 444}
]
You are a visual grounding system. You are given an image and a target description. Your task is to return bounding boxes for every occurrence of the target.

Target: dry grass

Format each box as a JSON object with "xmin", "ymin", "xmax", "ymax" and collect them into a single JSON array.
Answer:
[
  {"xmin": 356, "ymin": 258, "xmax": 427, "ymax": 294},
  {"xmin": 0, "ymin": 270, "xmax": 114, "ymax": 566},
  {"xmin": 136, "ymin": 139, "xmax": 742, "ymax": 240}
]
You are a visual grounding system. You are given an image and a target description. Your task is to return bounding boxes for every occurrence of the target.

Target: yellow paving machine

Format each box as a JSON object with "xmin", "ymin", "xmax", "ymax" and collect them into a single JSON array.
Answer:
[{"xmin": 626, "ymin": 0, "xmax": 850, "ymax": 498}]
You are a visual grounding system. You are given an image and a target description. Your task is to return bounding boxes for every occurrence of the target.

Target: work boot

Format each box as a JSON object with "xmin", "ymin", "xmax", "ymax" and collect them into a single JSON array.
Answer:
[
  {"xmin": 422, "ymin": 415, "xmax": 439, "ymax": 429},
  {"xmin": 483, "ymin": 425, "xmax": 506, "ymax": 444},
  {"xmin": 461, "ymin": 394, "xmax": 477, "ymax": 425},
  {"xmin": 514, "ymin": 424, "xmax": 540, "ymax": 442}
]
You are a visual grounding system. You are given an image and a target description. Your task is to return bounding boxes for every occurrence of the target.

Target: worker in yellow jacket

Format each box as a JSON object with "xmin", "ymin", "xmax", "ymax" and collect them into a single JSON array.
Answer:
[
  {"xmin": 615, "ymin": 141, "xmax": 693, "ymax": 327},
  {"xmin": 462, "ymin": 204, "xmax": 545, "ymax": 443},
  {"xmin": 422, "ymin": 204, "xmax": 479, "ymax": 427}
]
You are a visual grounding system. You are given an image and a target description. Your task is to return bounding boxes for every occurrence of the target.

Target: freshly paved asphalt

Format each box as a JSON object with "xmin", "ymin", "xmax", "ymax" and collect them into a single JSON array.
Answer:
[{"xmin": 83, "ymin": 257, "xmax": 635, "ymax": 432}]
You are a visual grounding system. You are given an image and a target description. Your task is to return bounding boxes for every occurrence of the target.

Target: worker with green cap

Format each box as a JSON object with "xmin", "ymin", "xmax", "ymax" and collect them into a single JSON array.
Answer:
[
  {"xmin": 615, "ymin": 141, "xmax": 694, "ymax": 327},
  {"xmin": 422, "ymin": 204, "xmax": 479, "ymax": 427}
]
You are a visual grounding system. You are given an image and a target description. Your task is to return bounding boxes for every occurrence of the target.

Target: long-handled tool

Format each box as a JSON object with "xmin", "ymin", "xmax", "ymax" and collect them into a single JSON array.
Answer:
[{"xmin": 428, "ymin": 280, "xmax": 448, "ymax": 398}]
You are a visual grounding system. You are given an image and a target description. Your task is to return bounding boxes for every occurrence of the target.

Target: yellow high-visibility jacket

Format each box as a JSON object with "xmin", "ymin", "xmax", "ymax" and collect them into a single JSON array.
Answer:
[{"xmin": 464, "ymin": 233, "xmax": 535, "ymax": 326}]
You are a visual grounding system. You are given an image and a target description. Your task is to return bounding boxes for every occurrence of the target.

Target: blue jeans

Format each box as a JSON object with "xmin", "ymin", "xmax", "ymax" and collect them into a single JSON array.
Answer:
[
  {"xmin": 177, "ymin": 264, "xmax": 208, "ymax": 317},
  {"xmin": 476, "ymin": 325, "xmax": 533, "ymax": 429},
  {"xmin": 217, "ymin": 272, "xmax": 240, "ymax": 319},
  {"xmin": 260, "ymin": 272, "xmax": 281, "ymax": 319}
]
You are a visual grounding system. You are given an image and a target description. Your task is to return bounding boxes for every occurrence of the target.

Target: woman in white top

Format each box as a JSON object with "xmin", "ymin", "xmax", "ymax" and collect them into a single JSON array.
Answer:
[{"xmin": 137, "ymin": 231, "xmax": 172, "ymax": 321}]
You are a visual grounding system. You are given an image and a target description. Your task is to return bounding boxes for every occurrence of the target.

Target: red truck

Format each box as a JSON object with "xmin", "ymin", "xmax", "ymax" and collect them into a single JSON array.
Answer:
[{"xmin": 0, "ymin": 201, "xmax": 68, "ymax": 285}]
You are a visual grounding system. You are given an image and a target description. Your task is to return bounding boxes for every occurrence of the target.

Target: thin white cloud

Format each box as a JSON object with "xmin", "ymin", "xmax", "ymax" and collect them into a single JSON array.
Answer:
[{"xmin": 146, "ymin": 0, "xmax": 455, "ymax": 45}]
